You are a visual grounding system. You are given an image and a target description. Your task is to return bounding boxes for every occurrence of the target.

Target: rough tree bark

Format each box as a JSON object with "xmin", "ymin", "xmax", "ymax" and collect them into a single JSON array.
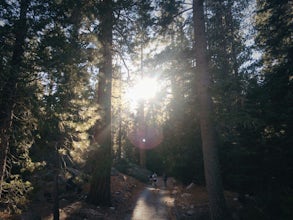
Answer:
[
  {"xmin": 193, "ymin": 0, "xmax": 231, "ymax": 219},
  {"xmin": 87, "ymin": 0, "xmax": 113, "ymax": 206}
]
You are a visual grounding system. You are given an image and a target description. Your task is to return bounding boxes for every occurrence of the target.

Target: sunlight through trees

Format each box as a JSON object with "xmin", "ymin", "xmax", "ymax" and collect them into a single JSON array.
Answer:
[{"xmin": 0, "ymin": 0, "xmax": 292, "ymax": 219}]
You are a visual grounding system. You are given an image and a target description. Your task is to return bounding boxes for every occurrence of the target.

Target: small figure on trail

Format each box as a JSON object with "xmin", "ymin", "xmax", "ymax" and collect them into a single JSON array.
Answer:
[
  {"xmin": 148, "ymin": 174, "xmax": 153, "ymax": 183},
  {"xmin": 152, "ymin": 172, "xmax": 157, "ymax": 187},
  {"xmin": 163, "ymin": 173, "xmax": 168, "ymax": 187}
]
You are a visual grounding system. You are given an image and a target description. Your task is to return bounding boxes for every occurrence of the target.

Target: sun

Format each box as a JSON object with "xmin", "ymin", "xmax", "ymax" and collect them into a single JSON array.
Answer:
[
  {"xmin": 131, "ymin": 78, "xmax": 158, "ymax": 100},
  {"xmin": 125, "ymin": 77, "xmax": 164, "ymax": 149},
  {"xmin": 125, "ymin": 77, "xmax": 159, "ymax": 109}
]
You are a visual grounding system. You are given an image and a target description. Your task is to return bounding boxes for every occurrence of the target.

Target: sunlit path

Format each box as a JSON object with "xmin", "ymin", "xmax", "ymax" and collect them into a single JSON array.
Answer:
[{"xmin": 126, "ymin": 185, "xmax": 174, "ymax": 220}]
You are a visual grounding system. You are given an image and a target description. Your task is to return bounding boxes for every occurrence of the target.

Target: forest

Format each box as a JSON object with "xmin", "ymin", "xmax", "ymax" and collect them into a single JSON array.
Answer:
[{"xmin": 0, "ymin": 0, "xmax": 292, "ymax": 219}]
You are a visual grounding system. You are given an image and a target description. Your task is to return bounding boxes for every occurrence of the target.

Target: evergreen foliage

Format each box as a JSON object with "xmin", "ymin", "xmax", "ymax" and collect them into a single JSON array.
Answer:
[
  {"xmin": 0, "ymin": 0, "xmax": 40, "ymax": 212},
  {"xmin": 0, "ymin": 0, "xmax": 99, "ymax": 213},
  {"xmin": 244, "ymin": 0, "xmax": 293, "ymax": 218}
]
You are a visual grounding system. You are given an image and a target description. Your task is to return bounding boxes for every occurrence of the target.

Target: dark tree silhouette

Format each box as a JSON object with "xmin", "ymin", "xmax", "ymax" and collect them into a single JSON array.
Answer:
[
  {"xmin": 0, "ymin": 0, "xmax": 29, "ymax": 199},
  {"xmin": 193, "ymin": 0, "xmax": 231, "ymax": 219}
]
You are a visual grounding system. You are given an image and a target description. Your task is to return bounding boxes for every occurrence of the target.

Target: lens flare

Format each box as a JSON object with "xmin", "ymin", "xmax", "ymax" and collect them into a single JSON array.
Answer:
[{"xmin": 128, "ymin": 124, "xmax": 163, "ymax": 149}]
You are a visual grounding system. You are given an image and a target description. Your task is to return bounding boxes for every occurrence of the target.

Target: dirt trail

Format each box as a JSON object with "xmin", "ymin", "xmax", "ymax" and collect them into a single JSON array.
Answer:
[{"xmin": 125, "ymin": 178, "xmax": 175, "ymax": 220}]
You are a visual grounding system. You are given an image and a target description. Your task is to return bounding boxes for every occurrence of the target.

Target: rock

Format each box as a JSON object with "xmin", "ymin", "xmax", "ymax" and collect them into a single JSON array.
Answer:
[
  {"xmin": 181, "ymin": 193, "xmax": 192, "ymax": 198},
  {"xmin": 78, "ymin": 208, "xmax": 103, "ymax": 219},
  {"xmin": 186, "ymin": 182, "xmax": 195, "ymax": 190},
  {"xmin": 171, "ymin": 190, "xmax": 178, "ymax": 195},
  {"xmin": 186, "ymin": 209, "xmax": 195, "ymax": 216}
]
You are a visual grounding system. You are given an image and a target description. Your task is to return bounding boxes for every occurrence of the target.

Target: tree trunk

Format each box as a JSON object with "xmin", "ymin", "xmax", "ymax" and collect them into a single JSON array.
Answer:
[
  {"xmin": 117, "ymin": 111, "xmax": 122, "ymax": 160},
  {"xmin": 138, "ymin": 37, "xmax": 146, "ymax": 168},
  {"xmin": 53, "ymin": 143, "xmax": 60, "ymax": 220},
  {"xmin": 138, "ymin": 101, "xmax": 146, "ymax": 168},
  {"xmin": 87, "ymin": 0, "xmax": 113, "ymax": 206},
  {"xmin": 193, "ymin": 0, "xmax": 231, "ymax": 219},
  {"xmin": 53, "ymin": 172, "xmax": 60, "ymax": 220},
  {"xmin": 0, "ymin": 0, "xmax": 29, "ymax": 198},
  {"xmin": 139, "ymin": 147, "xmax": 146, "ymax": 168},
  {"xmin": 0, "ymin": 135, "xmax": 10, "ymax": 199}
]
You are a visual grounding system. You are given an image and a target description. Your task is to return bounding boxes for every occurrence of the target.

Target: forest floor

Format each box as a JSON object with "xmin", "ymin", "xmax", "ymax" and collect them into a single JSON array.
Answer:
[{"xmin": 0, "ymin": 172, "xmax": 242, "ymax": 220}]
